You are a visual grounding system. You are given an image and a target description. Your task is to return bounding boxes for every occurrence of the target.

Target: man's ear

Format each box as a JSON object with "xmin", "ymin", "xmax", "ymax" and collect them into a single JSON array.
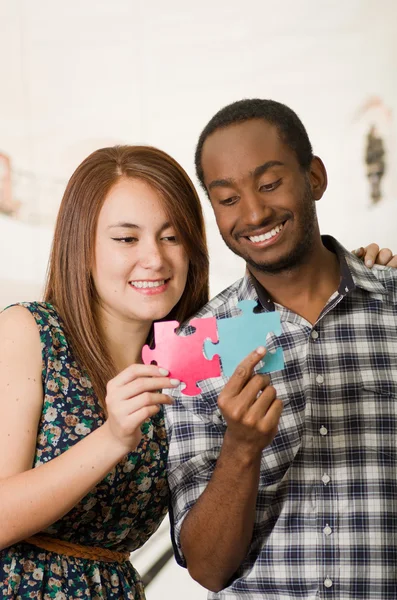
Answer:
[{"xmin": 309, "ymin": 156, "xmax": 328, "ymax": 201}]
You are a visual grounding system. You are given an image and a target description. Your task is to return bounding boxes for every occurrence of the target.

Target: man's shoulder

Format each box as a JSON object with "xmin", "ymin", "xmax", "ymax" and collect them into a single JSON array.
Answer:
[
  {"xmin": 331, "ymin": 236, "xmax": 397, "ymax": 305},
  {"xmin": 367, "ymin": 264, "xmax": 397, "ymax": 301},
  {"xmin": 181, "ymin": 277, "xmax": 247, "ymax": 328}
]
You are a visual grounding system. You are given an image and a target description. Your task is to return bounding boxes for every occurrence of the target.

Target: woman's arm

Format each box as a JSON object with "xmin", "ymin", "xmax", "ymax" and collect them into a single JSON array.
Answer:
[{"xmin": 0, "ymin": 305, "xmax": 176, "ymax": 550}]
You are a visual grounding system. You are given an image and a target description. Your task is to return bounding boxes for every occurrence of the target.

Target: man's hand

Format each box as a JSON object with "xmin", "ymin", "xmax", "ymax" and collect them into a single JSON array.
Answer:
[
  {"xmin": 353, "ymin": 244, "xmax": 397, "ymax": 268},
  {"xmin": 218, "ymin": 347, "xmax": 283, "ymax": 458}
]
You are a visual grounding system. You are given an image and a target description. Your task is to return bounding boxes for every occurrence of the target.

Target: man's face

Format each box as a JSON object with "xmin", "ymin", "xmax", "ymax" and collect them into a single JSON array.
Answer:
[{"xmin": 201, "ymin": 119, "xmax": 322, "ymax": 275}]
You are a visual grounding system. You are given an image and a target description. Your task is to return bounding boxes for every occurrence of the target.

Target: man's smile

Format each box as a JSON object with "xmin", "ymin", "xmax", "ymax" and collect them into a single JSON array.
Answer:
[{"xmin": 238, "ymin": 220, "xmax": 288, "ymax": 249}]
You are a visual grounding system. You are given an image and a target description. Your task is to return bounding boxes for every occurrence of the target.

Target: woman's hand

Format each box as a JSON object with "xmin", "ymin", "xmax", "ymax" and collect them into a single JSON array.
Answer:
[
  {"xmin": 103, "ymin": 364, "xmax": 179, "ymax": 455},
  {"xmin": 353, "ymin": 244, "xmax": 397, "ymax": 268}
]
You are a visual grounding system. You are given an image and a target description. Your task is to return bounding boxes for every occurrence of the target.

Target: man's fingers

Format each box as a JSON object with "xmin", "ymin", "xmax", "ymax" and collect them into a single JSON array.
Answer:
[
  {"xmin": 223, "ymin": 373, "xmax": 271, "ymax": 419},
  {"xmin": 258, "ymin": 398, "xmax": 283, "ymax": 435},
  {"xmin": 221, "ymin": 347, "xmax": 266, "ymax": 398},
  {"xmin": 248, "ymin": 385, "xmax": 278, "ymax": 421},
  {"xmin": 239, "ymin": 373, "xmax": 271, "ymax": 410}
]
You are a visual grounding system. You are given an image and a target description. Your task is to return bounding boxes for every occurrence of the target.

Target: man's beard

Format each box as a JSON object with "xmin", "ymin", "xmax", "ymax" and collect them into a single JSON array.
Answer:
[{"xmin": 221, "ymin": 182, "xmax": 318, "ymax": 275}]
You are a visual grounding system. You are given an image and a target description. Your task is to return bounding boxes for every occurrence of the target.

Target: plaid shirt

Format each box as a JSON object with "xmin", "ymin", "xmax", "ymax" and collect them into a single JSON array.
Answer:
[{"xmin": 165, "ymin": 236, "xmax": 397, "ymax": 600}]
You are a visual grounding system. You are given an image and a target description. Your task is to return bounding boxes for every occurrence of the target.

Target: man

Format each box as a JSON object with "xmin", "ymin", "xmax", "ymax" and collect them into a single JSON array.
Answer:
[{"xmin": 165, "ymin": 99, "xmax": 397, "ymax": 599}]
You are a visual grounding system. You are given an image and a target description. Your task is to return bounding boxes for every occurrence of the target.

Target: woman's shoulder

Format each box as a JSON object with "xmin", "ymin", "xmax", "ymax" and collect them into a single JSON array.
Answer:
[
  {"xmin": 3, "ymin": 301, "xmax": 63, "ymax": 327},
  {"xmin": 0, "ymin": 303, "xmax": 43, "ymax": 364},
  {"xmin": 1, "ymin": 302, "xmax": 67, "ymax": 349}
]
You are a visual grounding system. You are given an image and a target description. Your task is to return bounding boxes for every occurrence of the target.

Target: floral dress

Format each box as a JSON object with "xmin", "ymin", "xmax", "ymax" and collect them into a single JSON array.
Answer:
[{"xmin": 0, "ymin": 302, "xmax": 169, "ymax": 600}]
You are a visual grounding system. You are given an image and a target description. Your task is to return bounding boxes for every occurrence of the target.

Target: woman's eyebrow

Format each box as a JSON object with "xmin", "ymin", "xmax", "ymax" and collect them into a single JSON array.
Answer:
[{"xmin": 107, "ymin": 221, "xmax": 172, "ymax": 231}]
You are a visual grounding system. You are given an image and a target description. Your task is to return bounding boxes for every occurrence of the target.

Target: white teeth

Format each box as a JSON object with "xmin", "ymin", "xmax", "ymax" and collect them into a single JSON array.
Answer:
[
  {"xmin": 130, "ymin": 280, "xmax": 166, "ymax": 289},
  {"xmin": 249, "ymin": 223, "xmax": 283, "ymax": 243}
]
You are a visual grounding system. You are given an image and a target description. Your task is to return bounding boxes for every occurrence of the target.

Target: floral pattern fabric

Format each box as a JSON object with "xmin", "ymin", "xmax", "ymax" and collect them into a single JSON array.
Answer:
[{"xmin": 0, "ymin": 302, "xmax": 169, "ymax": 599}]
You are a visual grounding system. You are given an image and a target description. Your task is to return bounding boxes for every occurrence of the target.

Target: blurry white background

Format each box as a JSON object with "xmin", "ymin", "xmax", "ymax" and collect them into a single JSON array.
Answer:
[{"xmin": 0, "ymin": 0, "xmax": 396, "ymax": 597}]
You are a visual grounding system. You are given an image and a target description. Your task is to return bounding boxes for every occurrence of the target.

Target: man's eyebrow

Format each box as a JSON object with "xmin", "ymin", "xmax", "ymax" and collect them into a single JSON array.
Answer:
[
  {"xmin": 208, "ymin": 161, "xmax": 284, "ymax": 190},
  {"xmin": 252, "ymin": 160, "xmax": 284, "ymax": 178},
  {"xmin": 208, "ymin": 178, "xmax": 234, "ymax": 191}
]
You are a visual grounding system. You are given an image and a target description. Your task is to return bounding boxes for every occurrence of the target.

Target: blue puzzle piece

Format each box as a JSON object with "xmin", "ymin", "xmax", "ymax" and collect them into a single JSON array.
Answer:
[{"xmin": 204, "ymin": 300, "xmax": 284, "ymax": 377}]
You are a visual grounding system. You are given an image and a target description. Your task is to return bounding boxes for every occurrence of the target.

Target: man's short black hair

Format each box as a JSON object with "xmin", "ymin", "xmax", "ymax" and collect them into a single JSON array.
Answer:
[{"xmin": 195, "ymin": 98, "xmax": 314, "ymax": 191}]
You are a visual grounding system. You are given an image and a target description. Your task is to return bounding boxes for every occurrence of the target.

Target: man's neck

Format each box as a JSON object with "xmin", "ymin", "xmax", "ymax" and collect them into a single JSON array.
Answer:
[{"xmin": 249, "ymin": 239, "xmax": 341, "ymax": 325}]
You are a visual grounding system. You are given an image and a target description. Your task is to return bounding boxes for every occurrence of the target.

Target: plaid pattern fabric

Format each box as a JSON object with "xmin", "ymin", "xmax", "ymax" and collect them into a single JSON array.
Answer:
[{"xmin": 165, "ymin": 236, "xmax": 397, "ymax": 599}]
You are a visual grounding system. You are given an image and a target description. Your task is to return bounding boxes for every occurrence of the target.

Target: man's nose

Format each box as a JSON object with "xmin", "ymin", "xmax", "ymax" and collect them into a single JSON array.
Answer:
[{"xmin": 241, "ymin": 191, "xmax": 273, "ymax": 226}]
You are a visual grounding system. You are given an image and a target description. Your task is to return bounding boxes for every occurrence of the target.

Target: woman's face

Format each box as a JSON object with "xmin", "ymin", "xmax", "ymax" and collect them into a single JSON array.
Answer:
[{"xmin": 92, "ymin": 177, "xmax": 189, "ymax": 326}]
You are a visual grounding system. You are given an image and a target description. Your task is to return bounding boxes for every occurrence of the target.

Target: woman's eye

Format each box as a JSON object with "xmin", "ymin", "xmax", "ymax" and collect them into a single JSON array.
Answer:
[
  {"xmin": 161, "ymin": 235, "xmax": 178, "ymax": 243},
  {"xmin": 111, "ymin": 237, "xmax": 138, "ymax": 243},
  {"xmin": 259, "ymin": 179, "xmax": 282, "ymax": 192}
]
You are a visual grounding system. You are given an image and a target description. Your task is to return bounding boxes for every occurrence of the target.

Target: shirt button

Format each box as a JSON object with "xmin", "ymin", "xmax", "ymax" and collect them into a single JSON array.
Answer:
[
  {"xmin": 320, "ymin": 426, "xmax": 328, "ymax": 436},
  {"xmin": 316, "ymin": 374, "xmax": 324, "ymax": 384},
  {"xmin": 322, "ymin": 473, "xmax": 331, "ymax": 485},
  {"xmin": 323, "ymin": 524, "xmax": 332, "ymax": 536},
  {"xmin": 324, "ymin": 578, "xmax": 333, "ymax": 588},
  {"xmin": 311, "ymin": 330, "xmax": 319, "ymax": 339}
]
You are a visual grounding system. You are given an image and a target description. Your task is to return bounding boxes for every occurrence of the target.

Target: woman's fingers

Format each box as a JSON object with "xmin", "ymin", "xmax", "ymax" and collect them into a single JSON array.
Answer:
[
  {"xmin": 385, "ymin": 254, "xmax": 397, "ymax": 268},
  {"xmin": 360, "ymin": 242, "xmax": 379, "ymax": 267},
  {"xmin": 111, "ymin": 376, "xmax": 179, "ymax": 403},
  {"xmin": 352, "ymin": 246, "xmax": 365, "ymax": 259},
  {"xmin": 105, "ymin": 391, "xmax": 173, "ymax": 448},
  {"xmin": 375, "ymin": 247, "xmax": 393, "ymax": 265},
  {"xmin": 352, "ymin": 244, "xmax": 397, "ymax": 268},
  {"xmin": 124, "ymin": 404, "xmax": 163, "ymax": 429},
  {"xmin": 109, "ymin": 363, "xmax": 170, "ymax": 388},
  {"xmin": 121, "ymin": 392, "xmax": 174, "ymax": 415},
  {"xmin": 104, "ymin": 363, "xmax": 179, "ymax": 452}
]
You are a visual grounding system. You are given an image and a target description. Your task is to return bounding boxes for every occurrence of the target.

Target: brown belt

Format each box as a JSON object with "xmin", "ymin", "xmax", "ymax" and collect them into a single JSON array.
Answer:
[{"xmin": 24, "ymin": 534, "xmax": 130, "ymax": 564}]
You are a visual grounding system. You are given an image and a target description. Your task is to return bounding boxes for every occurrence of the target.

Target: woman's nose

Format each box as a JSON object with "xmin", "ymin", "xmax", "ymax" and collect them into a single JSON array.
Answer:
[{"xmin": 138, "ymin": 240, "xmax": 165, "ymax": 270}]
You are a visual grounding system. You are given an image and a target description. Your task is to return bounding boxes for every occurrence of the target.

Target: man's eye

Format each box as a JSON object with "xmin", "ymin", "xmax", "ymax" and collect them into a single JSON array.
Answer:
[
  {"xmin": 111, "ymin": 237, "xmax": 138, "ymax": 243},
  {"xmin": 219, "ymin": 196, "xmax": 238, "ymax": 206},
  {"xmin": 259, "ymin": 179, "xmax": 282, "ymax": 192}
]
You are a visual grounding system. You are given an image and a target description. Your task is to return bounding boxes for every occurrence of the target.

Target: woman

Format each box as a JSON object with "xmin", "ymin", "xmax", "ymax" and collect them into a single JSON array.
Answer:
[{"xmin": 0, "ymin": 145, "xmax": 209, "ymax": 599}]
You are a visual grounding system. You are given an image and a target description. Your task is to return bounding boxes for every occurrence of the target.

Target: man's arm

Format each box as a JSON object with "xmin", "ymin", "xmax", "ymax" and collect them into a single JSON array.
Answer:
[{"xmin": 179, "ymin": 348, "xmax": 283, "ymax": 592}]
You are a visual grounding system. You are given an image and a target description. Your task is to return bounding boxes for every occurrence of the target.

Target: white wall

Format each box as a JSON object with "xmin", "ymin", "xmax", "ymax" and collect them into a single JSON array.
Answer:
[
  {"xmin": 1, "ymin": 0, "xmax": 396, "ymax": 595},
  {"xmin": 0, "ymin": 214, "xmax": 52, "ymax": 307},
  {"xmin": 1, "ymin": 0, "xmax": 396, "ymax": 309}
]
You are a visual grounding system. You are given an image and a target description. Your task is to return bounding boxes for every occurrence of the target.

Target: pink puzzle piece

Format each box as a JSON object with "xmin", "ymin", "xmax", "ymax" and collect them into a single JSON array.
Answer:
[{"xmin": 142, "ymin": 317, "xmax": 221, "ymax": 396}]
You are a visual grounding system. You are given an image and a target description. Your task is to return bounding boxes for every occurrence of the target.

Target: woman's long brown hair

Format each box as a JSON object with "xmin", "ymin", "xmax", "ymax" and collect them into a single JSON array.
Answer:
[{"xmin": 44, "ymin": 145, "xmax": 209, "ymax": 409}]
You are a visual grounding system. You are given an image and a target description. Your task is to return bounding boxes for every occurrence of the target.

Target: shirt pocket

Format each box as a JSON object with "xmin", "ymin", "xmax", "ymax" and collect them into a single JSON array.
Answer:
[{"xmin": 359, "ymin": 378, "xmax": 397, "ymax": 460}]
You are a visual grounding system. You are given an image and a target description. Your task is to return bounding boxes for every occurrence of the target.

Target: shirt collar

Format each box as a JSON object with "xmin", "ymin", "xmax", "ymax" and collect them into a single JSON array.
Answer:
[{"xmin": 244, "ymin": 234, "xmax": 388, "ymax": 311}]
